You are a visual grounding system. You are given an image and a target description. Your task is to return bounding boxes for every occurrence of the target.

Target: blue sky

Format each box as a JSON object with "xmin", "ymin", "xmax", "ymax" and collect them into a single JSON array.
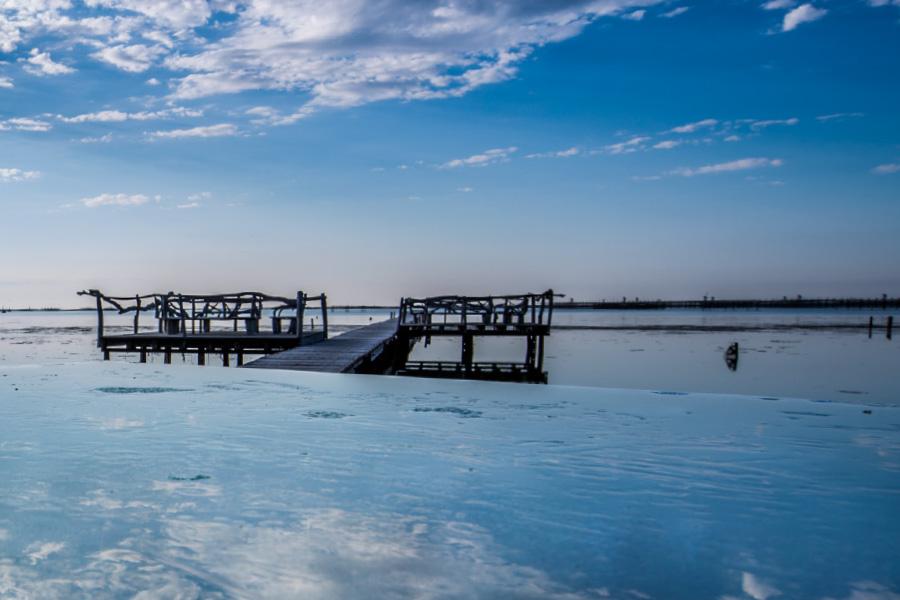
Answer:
[{"xmin": 1, "ymin": 0, "xmax": 899, "ymax": 307}]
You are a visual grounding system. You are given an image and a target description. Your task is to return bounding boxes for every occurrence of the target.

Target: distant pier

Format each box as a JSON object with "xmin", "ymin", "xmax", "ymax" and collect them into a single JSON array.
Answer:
[{"xmin": 557, "ymin": 295, "xmax": 900, "ymax": 310}]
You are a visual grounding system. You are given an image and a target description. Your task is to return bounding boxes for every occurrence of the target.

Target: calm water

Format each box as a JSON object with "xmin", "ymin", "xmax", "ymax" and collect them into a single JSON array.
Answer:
[
  {"xmin": 1, "ymin": 308, "xmax": 898, "ymax": 405},
  {"xmin": 0, "ymin": 363, "xmax": 898, "ymax": 598}
]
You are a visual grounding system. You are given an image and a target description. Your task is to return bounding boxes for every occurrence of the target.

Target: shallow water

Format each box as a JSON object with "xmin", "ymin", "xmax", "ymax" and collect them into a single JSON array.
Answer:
[
  {"xmin": 2, "ymin": 308, "xmax": 898, "ymax": 405},
  {"xmin": 0, "ymin": 363, "xmax": 898, "ymax": 598}
]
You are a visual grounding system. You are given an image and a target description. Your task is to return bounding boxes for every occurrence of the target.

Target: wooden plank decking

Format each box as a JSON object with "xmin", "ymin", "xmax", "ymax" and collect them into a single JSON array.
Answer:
[{"xmin": 244, "ymin": 319, "xmax": 398, "ymax": 373}]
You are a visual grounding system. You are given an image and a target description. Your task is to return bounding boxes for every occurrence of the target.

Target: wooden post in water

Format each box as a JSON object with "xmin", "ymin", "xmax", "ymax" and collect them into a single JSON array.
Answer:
[
  {"xmin": 888, "ymin": 316, "xmax": 894, "ymax": 341},
  {"xmin": 462, "ymin": 333, "xmax": 474, "ymax": 377},
  {"xmin": 869, "ymin": 316, "xmax": 874, "ymax": 338}
]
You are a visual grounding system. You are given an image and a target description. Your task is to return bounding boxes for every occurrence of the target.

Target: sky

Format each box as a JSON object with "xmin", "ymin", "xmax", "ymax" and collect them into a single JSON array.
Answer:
[{"xmin": 1, "ymin": 0, "xmax": 899, "ymax": 307}]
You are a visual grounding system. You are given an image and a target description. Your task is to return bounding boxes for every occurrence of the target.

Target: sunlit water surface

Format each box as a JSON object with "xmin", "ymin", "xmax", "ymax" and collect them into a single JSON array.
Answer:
[{"xmin": 1, "ymin": 363, "xmax": 898, "ymax": 599}]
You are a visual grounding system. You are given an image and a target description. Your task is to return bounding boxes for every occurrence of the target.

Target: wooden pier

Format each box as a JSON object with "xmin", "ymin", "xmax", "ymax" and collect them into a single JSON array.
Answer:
[
  {"xmin": 78, "ymin": 290, "xmax": 328, "ymax": 366},
  {"xmin": 79, "ymin": 288, "xmax": 556, "ymax": 384},
  {"xmin": 391, "ymin": 291, "xmax": 555, "ymax": 384}
]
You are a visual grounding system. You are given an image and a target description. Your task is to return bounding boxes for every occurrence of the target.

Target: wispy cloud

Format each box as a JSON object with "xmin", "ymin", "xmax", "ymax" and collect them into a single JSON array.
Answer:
[
  {"xmin": 526, "ymin": 147, "xmax": 580, "ymax": 159},
  {"xmin": 604, "ymin": 136, "xmax": 650, "ymax": 155},
  {"xmin": 79, "ymin": 133, "xmax": 113, "ymax": 144},
  {"xmin": 782, "ymin": 4, "xmax": 827, "ymax": 31},
  {"xmin": 872, "ymin": 163, "xmax": 900, "ymax": 175},
  {"xmin": 670, "ymin": 157, "xmax": 783, "ymax": 176},
  {"xmin": 441, "ymin": 147, "xmax": 517, "ymax": 168},
  {"xmin": 622, "ymin": 10, "xmax": 646, "ymax": 20},
  {"xmin": 0, "ymin": 168, "xmax": 41, "ymax": 182},
  {"xmin": 81, "ymin": 193, "xmax": 155, "ymax": 208},
  {"xmin": 1, "ymin": 117, "xmax": 52, "ymax": 132},
  {"xmin": 661, "ymin": 6, "xmax": 690, "ymax": 17},
  {"xmin": 0, "ymin": 76, "xmax": 13, "ymax": 89},
  {"xmin": 816, "ymin": 112, "xmax": 864, "ymax": 122},
  {"xmin": 653, "ymin": 140, "xmax": 682, "ymax": 150},
  {"xmin": 748, "ymin": 117, "xmax": 799, "ymax": 129},
  {"xmin": 60, "ymin": 107, "xmax": 202, "ymax": 123},
  {"xmin": 762, "ymin": 0, "xmax": 795, "ymax": 9},
  {"xmin": 150, "ymin": 124, "xmax": 238, "ymax": 139},
  {"xmin": 668, "ymin": 118, "xmax": 718, "ymax": 134}
]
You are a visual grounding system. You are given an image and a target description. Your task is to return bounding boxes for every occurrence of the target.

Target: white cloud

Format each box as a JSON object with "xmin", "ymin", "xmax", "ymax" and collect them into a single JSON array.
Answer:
[
  {"xmin": 0, "ymin": 76, "xmax": 13, "ymax": 88},
  {"xmin": 25, "ymin": 541, "xmax": 65, "ymax": 565},
  {"xmin": 79, "ymin": 133, "xmax": 113, "ymax": 143},
  {"xmin": 872, "ymin": 163, "xmax": 900, "ymax": 174},
  {"xmin": 660, "ymin": 7, "xmax": 690, "ymax": 17},
  {"xmin": 3, "ymin": 117, "xmax": 52, "ymax": 132},
  {"xmin": 742, "ymin": 572, "xmax": 781, "ymax": 600},
  {"xmin": 22, "ymin": 48, "xmax": 74, "ymax": 76},
  {"xmin": 653, "ymin": 140, "xmax": 681, "ymax": 150},
  {"xmin": 526, "ymin": 146, "xmax": 580, "ymax": 159},
  {"xmin": 762, "ymin": 0, "xmax": 795, "ymax": 9},
  {"xmin": 81, "ymin": 193, "xmax": 151, "ymax": 207},
  {"xmin": 604, "ymin": 136, "xmax": 650, "ymax": 154},
  {"xmin": 782, "ymin": 4, "xmax": 827, "ymax": 31},
  {"xmin": 669, "ymin": 118, "xmax": 718, "ymax": 134},
  {"xmin": 60, "ymin": 107, "xmax": 202, "ymax": 123},
  {"xmin": 816, "ymin": 112, "xmax": 864, "ymax": 121},
  {"xmin": 0, "ymin": 1, "xmax": 679, "ymax": 122},
  {"xmin": 749, "ymin": 117, "xmax": 799, "ymax": 129},
  {"xmin": 457, "ymin": 186, "xmax": 474, "ymax": 192},
  {"xmin": 441, "ymin": 146, "xmax": 517, "ymax": 168},
  {"xmin": 724, "ymin": 135, "xmax": 741, "ymax": 142},
  {"xmin": 622, "ymin": 10, "xmax": 646, "ymax": 20},
  {"xmin": 0, "ymin": 168, "xmax": 41, "ymax": 182},
  {"xmin": 187, "ymin": 191, "xmax": 211, "ymax": 202},
  {"xmin": 150, "ymin": 123, "xmax": 238, "ymax": 139},
  {"xmin": 176, "ymin": 202, "xmax": 200, "ymax": 209},
  {"xmin": 92, "ymin": 44, "xmax": 166, "ymax": 73},
  {"xmin": 670, "ymin": 157, "xmax": 783, "ymax": 176}
]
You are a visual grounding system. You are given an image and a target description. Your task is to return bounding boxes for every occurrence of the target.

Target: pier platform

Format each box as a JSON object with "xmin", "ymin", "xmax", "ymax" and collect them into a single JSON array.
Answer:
[{"xmin": 245, "ymin": 319, "xmax": 400, "ymax": 373}]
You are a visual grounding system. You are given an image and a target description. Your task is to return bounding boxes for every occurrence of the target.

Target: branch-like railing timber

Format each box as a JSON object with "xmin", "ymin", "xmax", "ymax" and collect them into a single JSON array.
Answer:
[
  {"xmin": 397, "ymin": 289, "xmax": 557, "ymax": 330},
  {"xmin": 77, "ymin": 290, "xmax": 327, "ymax": 355}
]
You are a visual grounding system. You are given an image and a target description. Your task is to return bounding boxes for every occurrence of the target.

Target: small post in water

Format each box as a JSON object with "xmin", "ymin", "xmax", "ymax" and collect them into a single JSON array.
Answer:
[{"xmin": 888, "ymin": 316, "xmax": 894, "ymax": 341}]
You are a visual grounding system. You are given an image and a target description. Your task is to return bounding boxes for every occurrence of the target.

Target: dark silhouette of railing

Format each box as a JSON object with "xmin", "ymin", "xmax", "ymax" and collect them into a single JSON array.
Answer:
[{"xmin": 76, "ymin": 289, "xmax": 327, "ymax": 365}]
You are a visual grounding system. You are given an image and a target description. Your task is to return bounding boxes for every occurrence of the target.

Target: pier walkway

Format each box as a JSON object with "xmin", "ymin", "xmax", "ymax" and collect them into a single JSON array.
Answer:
[{"xmin": 244, "ymin": 319, "xmax": 399, "ymax": 373}]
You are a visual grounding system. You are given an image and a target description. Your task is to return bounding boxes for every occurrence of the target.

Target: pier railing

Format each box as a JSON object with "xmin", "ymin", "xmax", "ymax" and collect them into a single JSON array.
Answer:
[
  {"xmin": 77, "ymin": 289, "xmax": 327, "ymax": 348},
  {"xmin": 397, "ymin": 290, "xmax": 555, "ymax": 331}
]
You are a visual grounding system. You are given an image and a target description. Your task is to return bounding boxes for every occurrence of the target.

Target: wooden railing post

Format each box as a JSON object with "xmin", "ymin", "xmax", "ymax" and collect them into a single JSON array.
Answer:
[
  {"xmin": 133, "ymin": 295, "xmax": 141, "ymax": 334},
  {"xmin": 296, "ymin": 291, "xmax": 305, "ymax": 344},
  {"xmin": 321, "ymin": 294, "xmax": 329, "ymax": 339},
  {"xmin": 95, "ymin": 294, "xmax": 104, "ymax": 348}
]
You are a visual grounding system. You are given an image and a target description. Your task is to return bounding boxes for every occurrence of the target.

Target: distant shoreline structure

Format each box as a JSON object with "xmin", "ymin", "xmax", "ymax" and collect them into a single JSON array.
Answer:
[{"xmin": 1, "ymin": 295, "xmax": 898, "ymax": 313}]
